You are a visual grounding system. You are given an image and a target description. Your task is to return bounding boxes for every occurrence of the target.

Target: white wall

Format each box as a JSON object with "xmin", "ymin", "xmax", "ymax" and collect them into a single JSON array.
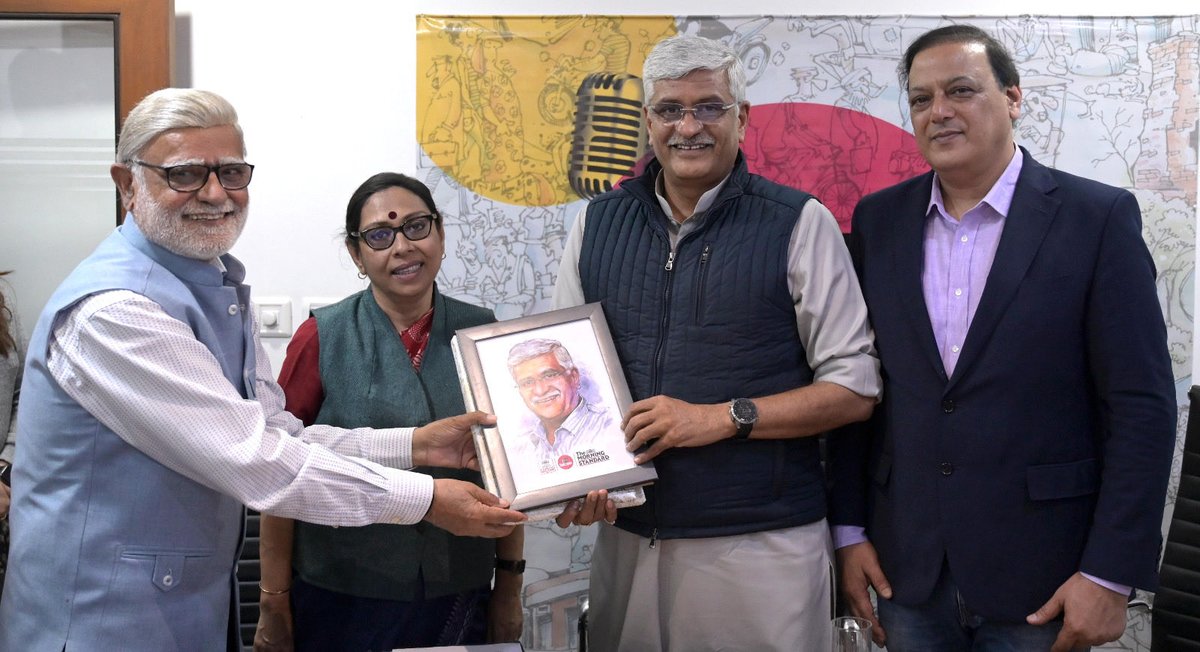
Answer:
[{"xmin": 172, "ymin": 0, "xmax": 1199, "ymax": 372}]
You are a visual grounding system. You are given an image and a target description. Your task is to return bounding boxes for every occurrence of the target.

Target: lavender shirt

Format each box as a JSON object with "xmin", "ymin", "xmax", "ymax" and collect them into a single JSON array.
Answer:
[
  {"xmin": 922, "ymin": 151, "xmax": 1019, "ymax": 377},
  {"xmin": 834, "ymin": 147, "xmax": 1128, "ymax": 596}
]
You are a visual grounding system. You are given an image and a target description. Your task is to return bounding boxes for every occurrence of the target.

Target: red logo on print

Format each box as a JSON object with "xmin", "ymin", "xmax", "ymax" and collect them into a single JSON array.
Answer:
[{"xmin": 557, "ymin": 455, "xmax": 574, "ymax": 470}]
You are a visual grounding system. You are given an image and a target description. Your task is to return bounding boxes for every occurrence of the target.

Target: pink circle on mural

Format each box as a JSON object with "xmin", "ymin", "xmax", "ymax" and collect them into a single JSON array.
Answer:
[
  {"xmin": 743, "ymin": 103, "xmax": 928, "ymax": 232},
  {"xmin": 617, "ymin": 104, "xmax": 927, "ymax": 232}
]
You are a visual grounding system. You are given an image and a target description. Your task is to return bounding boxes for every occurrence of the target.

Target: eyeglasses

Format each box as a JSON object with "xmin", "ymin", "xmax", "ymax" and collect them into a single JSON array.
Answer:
[
  {"xmin": 517, "ymin": 369, "xmax": 565, "ymax": 390},
  {"xmin": 351, "ymin": 214, "xmax": 440, "ymax": 250},
  {"xmin": 648, "ymin": 102, "xmax": 737, "ymax": 124},
  {"xmin": 134, "ymin": 160, "xmax": 254, "ymax": 192}
]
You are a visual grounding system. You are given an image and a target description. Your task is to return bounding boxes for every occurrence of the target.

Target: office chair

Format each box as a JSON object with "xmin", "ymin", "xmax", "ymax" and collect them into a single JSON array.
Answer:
[{"xmin": 1151, "ymin": 386, "xmax": 1200, "ymax": 651}]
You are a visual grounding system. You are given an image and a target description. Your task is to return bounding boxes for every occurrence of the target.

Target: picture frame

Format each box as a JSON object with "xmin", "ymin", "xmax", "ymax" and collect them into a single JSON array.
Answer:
[{"xmin": 451, "ymin": 303, "xmax": 656, "ymax": 515}]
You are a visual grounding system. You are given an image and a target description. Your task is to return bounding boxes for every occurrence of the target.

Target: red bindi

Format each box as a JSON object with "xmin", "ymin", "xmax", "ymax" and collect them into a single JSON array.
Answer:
[{"xmin": 388, "ymin": 211, "xmax": 397, "ymax": 219}]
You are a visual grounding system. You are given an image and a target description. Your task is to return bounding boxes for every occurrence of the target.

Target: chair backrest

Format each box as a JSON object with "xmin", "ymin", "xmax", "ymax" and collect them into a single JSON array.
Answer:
[
  {"xmin": 236, "ymin": 509, "xmax": 261, "ymax": 650},
  {"xmin": 1152, "ymin": 386, "xmax": 1200, "ymax": 651}
]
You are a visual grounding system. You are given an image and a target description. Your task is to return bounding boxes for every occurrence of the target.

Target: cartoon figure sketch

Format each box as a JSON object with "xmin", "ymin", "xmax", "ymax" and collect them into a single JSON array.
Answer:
[
  {"xmin": 678, "ymin": 16, "xmax": 776, "ymax": 85},
  {"xmin": 787, "ymin": 66, "xmax": 827, "ymax": 101},
  {"xmin": 730, "ymin": 17, "xmax": 774, "ymax": 85},
  {"xmin": 997, "ymin": 15, "xmax": 1056, "ymax": 62},
  {"xmin": 1016, "ymin": 80, "xmax": 1068, "ymax": 164}
]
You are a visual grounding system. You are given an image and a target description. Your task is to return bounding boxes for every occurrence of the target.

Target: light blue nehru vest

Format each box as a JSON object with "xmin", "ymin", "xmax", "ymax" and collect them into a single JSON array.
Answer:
[{"xmin": 0, "ymin": 219, "xmax": 255, "ymax": 651}]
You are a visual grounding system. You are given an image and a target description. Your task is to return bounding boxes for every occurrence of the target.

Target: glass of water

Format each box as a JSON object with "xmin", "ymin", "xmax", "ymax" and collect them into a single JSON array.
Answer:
[{"xmin": 832, "ymin": 616, "xmax": 872, "ymax": 652}]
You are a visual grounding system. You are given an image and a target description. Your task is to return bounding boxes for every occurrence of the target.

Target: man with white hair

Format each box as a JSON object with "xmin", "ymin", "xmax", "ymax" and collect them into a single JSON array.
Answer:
[
  {"xmin": 0, "ymin": 88, "xmax": 524, "ymax": 650},
  {"xmin": 554, "ymin": 35, "xmax": 881, "ymax": 651}
]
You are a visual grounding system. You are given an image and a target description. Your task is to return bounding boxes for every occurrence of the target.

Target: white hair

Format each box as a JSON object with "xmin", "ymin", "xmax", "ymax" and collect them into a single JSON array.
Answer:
[
  {"xmin": 116, "ymin": 88, "xmax": 244, "ymax": 164},
  {"xmin": 507, "ymin": 338, "xmax": 577, "ymax": 376},
  {"xmin": 642, "ymin": 35, "xmax": 746, "ymax": 106}
]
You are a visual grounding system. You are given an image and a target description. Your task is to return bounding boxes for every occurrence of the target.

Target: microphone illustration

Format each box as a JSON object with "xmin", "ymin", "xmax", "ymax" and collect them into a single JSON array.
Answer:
[{"xmin": 568, "ymin": 73, "xmax": 648, "ymax": 200}]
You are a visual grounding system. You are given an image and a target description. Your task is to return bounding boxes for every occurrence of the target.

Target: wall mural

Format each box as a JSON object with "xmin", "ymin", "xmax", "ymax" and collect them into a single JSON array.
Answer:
[{"xmin": 415, "ymin": 15, "xmax": 1199, "ymax": 651}]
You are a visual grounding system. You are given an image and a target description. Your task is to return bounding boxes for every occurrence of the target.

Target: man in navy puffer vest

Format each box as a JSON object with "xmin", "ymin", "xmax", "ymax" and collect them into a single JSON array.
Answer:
[{"xmin": 553, "ymin": 35, "xmax": 882, "ymax": 652}]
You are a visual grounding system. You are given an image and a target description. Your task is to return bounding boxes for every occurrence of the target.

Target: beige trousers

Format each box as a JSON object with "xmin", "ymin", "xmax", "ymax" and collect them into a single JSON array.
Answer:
[{"xmin": 587, "ymin": 519, "xmax": 835, "ymax": 652}]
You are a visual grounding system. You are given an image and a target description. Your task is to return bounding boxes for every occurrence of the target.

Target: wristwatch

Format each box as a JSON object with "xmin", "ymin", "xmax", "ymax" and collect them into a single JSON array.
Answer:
[
  {"xmin": 495, "ymin": 558, "xmax": 526, "ymax": 574},
  {"xmin": 729, "ymin": 398, "xmax": 758, "ymax": 440}
]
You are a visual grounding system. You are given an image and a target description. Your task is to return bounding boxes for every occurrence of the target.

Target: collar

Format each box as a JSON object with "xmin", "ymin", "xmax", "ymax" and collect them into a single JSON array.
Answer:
[
  {"xmin": 653, "ymin": 169, "xmax": 733, "ymax": 224},
  {"xmin": 927, "ymin": 144, "xmax": 1023, "ymax": 219},
  {"xmin": 534, "ymin": 395, "xmax": 595, "ymax": 439},
  {"xmin": 637, "ymin": 151, "xmax": 749, "ymax": 224}
]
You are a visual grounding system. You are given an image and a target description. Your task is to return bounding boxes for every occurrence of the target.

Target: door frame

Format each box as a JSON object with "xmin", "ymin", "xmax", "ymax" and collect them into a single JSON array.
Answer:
[
  {"xmin": 0, "ymin": 0, "xmax": 173, "ymax": 223},
  {"xmin": 0, "ymin": 0, "xmax": 173, "ymax": 134}
]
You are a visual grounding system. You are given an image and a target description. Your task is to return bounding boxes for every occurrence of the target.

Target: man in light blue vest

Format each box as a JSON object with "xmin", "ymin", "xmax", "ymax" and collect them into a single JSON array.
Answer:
[{"xmin": 0, "ymin": 88, "xmax": 525, "ymax": 651}]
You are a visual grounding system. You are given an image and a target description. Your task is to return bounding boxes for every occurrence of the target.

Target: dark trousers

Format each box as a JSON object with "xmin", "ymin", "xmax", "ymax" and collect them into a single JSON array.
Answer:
[
  {"xmin": 877, "ymin": 559, "xmax": 1076, "ymax": 652},
  {"xmin": 291, "ymin": 576, "xmax": 490, "ymax": 652}
]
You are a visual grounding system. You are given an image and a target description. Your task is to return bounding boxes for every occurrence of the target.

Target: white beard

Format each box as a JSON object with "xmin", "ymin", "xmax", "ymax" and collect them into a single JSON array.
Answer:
[{"xmin": 134, "ymin": 180, "xmax": 248, "ymax": 260}]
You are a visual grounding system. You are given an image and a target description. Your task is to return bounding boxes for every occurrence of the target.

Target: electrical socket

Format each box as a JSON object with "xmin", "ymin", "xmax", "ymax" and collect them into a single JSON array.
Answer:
[{"xmin": 254, "ymin": 298, "xmax": 293, "ymax": 338}]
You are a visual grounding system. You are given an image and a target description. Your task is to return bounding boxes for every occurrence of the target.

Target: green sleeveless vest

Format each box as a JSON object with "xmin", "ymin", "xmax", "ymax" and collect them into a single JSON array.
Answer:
[{"xmin": 292, "ymin": 286, "xmax": 496, "ymax": 600}]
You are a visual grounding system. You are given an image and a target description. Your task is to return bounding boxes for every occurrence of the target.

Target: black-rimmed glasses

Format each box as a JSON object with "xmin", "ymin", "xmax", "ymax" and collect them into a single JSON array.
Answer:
[
  {"xmin": 134, "ymin": 160, "xmax": 255, "ymax": 192},
  {"xmin": 351, "ymin": 214, "xmax": 440, "ymax": 250},
  {"xmin": 648, "ymin": 102, "xmax": 737, "ymax": 124}
]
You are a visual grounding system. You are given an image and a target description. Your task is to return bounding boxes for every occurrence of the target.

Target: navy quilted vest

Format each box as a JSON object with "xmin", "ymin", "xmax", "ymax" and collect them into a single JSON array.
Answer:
[{"xmin": 578, "ymin": 155, "xmax": 826, "ymax": 539}]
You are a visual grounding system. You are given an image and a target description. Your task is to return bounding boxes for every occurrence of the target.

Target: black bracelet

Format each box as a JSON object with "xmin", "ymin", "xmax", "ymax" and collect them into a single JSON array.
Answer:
[{"xmin": 495, "ymin": 558, "xmax": 526, "ymax": 574}]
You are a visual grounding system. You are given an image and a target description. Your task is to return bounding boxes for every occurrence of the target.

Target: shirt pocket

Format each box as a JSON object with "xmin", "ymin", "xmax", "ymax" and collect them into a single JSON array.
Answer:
[
  {"xmin": 1026, "ymin": 458, "xmax": 1100, "ymax": 501},
  {"xmin": 113, "ymin": 545, "xmax": 216, "ymax": 593}
]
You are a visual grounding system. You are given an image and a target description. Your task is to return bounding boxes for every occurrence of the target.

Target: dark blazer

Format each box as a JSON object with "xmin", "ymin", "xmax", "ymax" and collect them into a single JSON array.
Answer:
[{"xmin": 828, "ymin": 147, "xmax": 1176, "ymax": 622}]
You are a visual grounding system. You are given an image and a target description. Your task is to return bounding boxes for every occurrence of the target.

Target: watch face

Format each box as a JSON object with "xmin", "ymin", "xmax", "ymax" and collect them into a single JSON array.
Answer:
[{"xmin": 732, "ymin": 399, "xmax": 757, "ymax": 424}]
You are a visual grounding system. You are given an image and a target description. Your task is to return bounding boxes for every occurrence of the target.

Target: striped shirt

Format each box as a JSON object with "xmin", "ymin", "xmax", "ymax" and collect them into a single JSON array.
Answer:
[{"xmin": 46, "ymin": 290, "xmax": 434, "ymax": 526}]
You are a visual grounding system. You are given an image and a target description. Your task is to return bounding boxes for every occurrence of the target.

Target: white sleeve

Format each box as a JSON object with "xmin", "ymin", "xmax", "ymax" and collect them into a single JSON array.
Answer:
[
  {"xmin": 47, "ymin": 291, "xmax": 434, "ymax": 526},
  {"xmin": 553, "ymin": 205, "xmax": 589, "ymax": 310}
]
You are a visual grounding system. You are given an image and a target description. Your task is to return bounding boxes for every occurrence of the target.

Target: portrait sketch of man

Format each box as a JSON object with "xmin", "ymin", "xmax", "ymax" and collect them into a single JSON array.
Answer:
[
  {"xmin": 457, "ymin": 307, "xmax": 652, "ymax": 506},
  {"xmin": 505, "ymin": 338, "xmax": 617, "ymax": 473}
]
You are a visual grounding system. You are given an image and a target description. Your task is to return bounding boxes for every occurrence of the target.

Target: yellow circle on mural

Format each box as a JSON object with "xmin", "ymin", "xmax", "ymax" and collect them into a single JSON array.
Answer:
[{"xmin": 416, "ymin": 16, "xmax": 675, "ymax": 207}]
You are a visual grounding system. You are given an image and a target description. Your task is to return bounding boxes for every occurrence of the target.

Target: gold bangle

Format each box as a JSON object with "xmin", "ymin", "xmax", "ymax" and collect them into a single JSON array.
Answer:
[{"xmin": 259, "ymin": 583, "xmax": 290, "ymax": 595}]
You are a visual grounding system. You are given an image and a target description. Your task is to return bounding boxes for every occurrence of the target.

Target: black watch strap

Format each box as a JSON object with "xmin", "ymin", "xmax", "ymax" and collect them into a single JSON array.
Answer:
[
  {"xmin": 495, "ymin": 558, "xmax": 526, "ymax": 574},
  {"xmin": 729, "ymin": 398, "xmax": 757, "ymax": 440},
  {"xmin": 734, "ymin": 418, "xmax": 753, "ymax": 439}
]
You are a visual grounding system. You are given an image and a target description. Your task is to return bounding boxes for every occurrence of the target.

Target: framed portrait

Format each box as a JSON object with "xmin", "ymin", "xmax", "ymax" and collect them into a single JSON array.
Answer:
[{"xmin": 451, "ymin": 303, "xmax": 656, "ymax": 515}]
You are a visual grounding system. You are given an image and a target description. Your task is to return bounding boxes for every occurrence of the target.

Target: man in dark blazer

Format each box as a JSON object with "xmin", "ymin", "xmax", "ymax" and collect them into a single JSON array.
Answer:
[{"xmin": 827, "ymin": 25, "xmax": 1176, "ymax": 652}]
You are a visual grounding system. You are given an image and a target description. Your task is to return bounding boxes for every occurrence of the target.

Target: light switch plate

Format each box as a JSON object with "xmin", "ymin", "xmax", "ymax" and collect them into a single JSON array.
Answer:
[
  {"xmin": 254, "ymin": 298, "xmax": 293, "ymax": 338},
  {"xmin": 303, "ymin": 297, "xmax": 343, "ymax": 319}
]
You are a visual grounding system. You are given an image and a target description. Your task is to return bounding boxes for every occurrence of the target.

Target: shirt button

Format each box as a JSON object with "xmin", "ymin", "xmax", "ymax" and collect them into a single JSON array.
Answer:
[
  {"xmin": 228, "ymin": 304, "xmax": 239, "ymax": 315},
  {"xmin": 942, "ymin": 399, "xmax": 955, "ymax": 413},
  {"xmin": 162, "ymin": 574, "xmax": 174, "ymax": 587},
  {"xmin": 954, "ymin": 288, "xmax": 963, "ymax": 297},
  {"xmin": 960, "ymin": 235, "xmax": 969, "ymax": 243},
  {"xmin": 940, "ymin": 462, "xmax": 954, "ymax": 476},
  {"xmin": 951, "ymin": 345, "xmax": 960, "ymax": 353}
]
